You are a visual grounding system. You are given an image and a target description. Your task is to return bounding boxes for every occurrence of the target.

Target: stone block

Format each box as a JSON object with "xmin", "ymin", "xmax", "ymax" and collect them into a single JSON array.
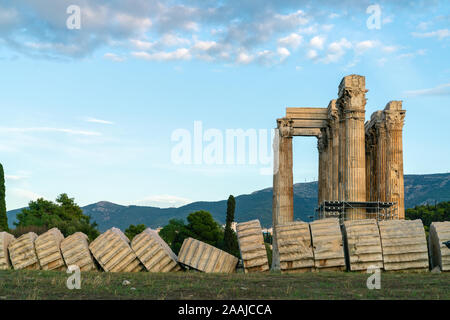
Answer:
[
  {"xmin": 429, "ymin": 221, "xmax": 450, "ymax": 272},
  {"xmin": 131, "ymin": 228, "xmax": 181, "ymax": 272},
  {"xmin": 378, "ymin": 219, "xmax": 429, "ymax": 271},
  {"xmin": 61, "ymin": 232, "xmax": 97, "ymax": 272},
  {"xmin": 275, "ymin": 221, "xmax": 314, "ymax": 272},
  {"xmin": 343, "ymin": 219, "xmax": 383, "ymax": 271},
  {"xmin": 0, "ymin": 232, "xmax": 15, "ymax": 270},
  {"xmin": 8, "ymin": 232, "xmax": 40, "ymax": 270},
  {"xmin": 89, "ymin": 227, "xmax": 143, "ymax": 272},
  {"xmin": 35, "ymin": 228, "xmax": 66, "ymax": 271},
  {"xmin": 310, "ymin": 218, "xmax": 346, "ymax": 271},
  {"xmin": 236, "ymin": 220, "xmax": 269, "ymax": 273},
  {"xmin": 178, "ymin": 237, "xmax": 238, "ymax": 273}
]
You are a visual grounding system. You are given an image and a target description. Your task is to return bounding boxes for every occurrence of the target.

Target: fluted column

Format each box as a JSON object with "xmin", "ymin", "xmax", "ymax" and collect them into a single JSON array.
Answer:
[
  {"xmin": 384, "ymin": 101, "xmax": 406, "ymax": 219},
  {"xmin": 375, "ymin": 115, "xmax": 387, "ymax": 203},
  {"xmin": 336, "ymin": 75, "xmax": 367, "ymax": 220},
  {"xmin": 272, "ymin": 118, "xmax": 293, "ymax": 270},
  {"xmin": 317, "ymin": 130, "xmax": 327, "ymax": 205},
  {"xmin": 328, "ymin": 100, "xmax": 339, "ymax": 201}
]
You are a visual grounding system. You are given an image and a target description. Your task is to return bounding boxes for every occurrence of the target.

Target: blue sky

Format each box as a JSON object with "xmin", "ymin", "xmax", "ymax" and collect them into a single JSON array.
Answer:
[{"xmin": 0, "ymin": 0, "xmax": 449, "ymax": 210}]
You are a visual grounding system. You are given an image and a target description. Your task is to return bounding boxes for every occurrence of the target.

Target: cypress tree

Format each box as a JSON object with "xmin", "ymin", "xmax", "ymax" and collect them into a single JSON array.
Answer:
[
  {"xmin": 224, "ymin": 195, "xmax": 239, "ymax": 257},
  {"xmin": 0, "ymin": 164, "xmax": 8, "ymax": 231}
]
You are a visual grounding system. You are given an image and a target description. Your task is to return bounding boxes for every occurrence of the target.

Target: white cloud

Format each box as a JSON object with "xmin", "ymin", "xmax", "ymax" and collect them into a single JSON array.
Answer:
[
  {"xmin": 10, "ymin": 188, "xmax": 42, "ymax": 202},
  {"xmin": 277, "ymin": 47, "xmax": 290, "ymax": 61},
  {"xmin": 0, "ymin": 127, "xmax": 101, "ymax": 136},
  {"xmin": 382, "ymin": 45, "xmax": 399, "ymax": 53},
  {"xmin": 306, "ymin": 49, "xmax": 318, "ymax": 60},
  {"xmin": 236, "ymin": 51, "xmax": 254, "ymax": 64},
  {"xmin": 321, "ymin": 38, "xmax": 352, "ymax": 63},
  {"xmin": 404, "ymin": 83, "xmax": 450, "ymax": 96},
  {"xmin": 103, "ymin": 53, "xmax": 125, "ymax": 62},
  {"xmin": 397, "ymin": 49, "xmax": 426, "ymax": 59},
  {"xmin": 132, "ymin": 48, "xmax": 192, "ymax": 61},
  {"xmin": 354, "ymin": 40, "xmax": 378, "ymax": 54},
  {"xmin": 277, "ymin": 33, "xmax": 303, "ymax": 49},
  {"xmin": 134, "ymin": 194, "xmax": 192, "ymax": 208},
  {"xmin": 130, "ymin": 39, "xmax": 155, "ymax": 50},
  {"xmin": 86, "ymin": 117, "xmax": 115, "ymax": 125},
  {"xmin": 412, "ymin": 29, "xmax": 450, "ymax": 40},
  {"xmin": 382, "ymin": 16, "xmax": 394, "ymax": 25},
  {"xmin": 309, "ymin": 36, "xmax": 325, "ymax": 50},
  {"xmin": 328, "ymin": 13, "xmax": 339, "ymax": 19}
]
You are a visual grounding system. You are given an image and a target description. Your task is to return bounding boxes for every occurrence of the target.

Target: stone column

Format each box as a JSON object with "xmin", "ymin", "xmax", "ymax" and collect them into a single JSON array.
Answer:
[
  {"xmin": 336, "ymin": 75, "xmax": 367, "ymax": 220},
  {"xmin": 317, "ymin": 130, "xmax": 327, "ymax": 205},
  {"xmin": 375, "ymin": 112, "xmax": 387, "ymax": 203},
  {"xmin": 272, "ymin": 118, "xmax": 293, "ymax": 270},
  {"xmin": 384, "ymin": 101, "xmax": 406, "ymax": 219},
  {"xmin": 328, "ymin": 100, "xmax": 339, "ymax": 201}
]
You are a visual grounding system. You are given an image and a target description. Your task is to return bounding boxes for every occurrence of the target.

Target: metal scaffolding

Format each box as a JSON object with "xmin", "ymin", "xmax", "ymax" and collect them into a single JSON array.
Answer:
[{"xmin": 315, "ymin": 200, "xmax": 398, "ymax": 224}]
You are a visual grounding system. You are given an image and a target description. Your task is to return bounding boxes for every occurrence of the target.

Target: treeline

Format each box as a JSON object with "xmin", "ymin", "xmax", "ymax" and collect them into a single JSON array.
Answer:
[{"xmin": 406, "ymin": 201, "xmax": 450, "ymax": 231}]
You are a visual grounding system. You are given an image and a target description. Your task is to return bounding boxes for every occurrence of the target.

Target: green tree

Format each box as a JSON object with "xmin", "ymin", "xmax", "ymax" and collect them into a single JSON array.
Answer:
[
  {"xmin": 125, "ymin": 224, "xmax": 146, "ymax": 241},
  {"xmin": 0, "ymin": 164, "xmax": 7, "ymax": 231},
  {"xmin": 186, "ymin": 210, "xmax": 223, "ymax": 248},
  {"xmin": 159, "ymin": 219, "xmax": 191, "ymax": 255},
  {"xmin": 406, "ymin": 201, "xmax": 450, "ymax": 232},
  {"xmin": 223, "ymin": 195, "xmax": 240, "ymax": 257},
  {"xmin": 15, "ymin": 193, "xmax": 99, "ymax": 240}
]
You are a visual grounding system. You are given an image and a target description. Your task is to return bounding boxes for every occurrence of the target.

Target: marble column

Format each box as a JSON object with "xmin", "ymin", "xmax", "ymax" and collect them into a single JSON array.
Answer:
[
  {"xmin": 272, "ymin": 118, "xmax": 293, "ymax": 270},
  {"xmin": 384, "ymin": 101, "xmax": 406, "ymax": 219},
  {"xmin": 328, "ymin": 100, "xmax": 339, "ymax": 201},
  {"xmin": 336, "ymin": 75, "xmax": 367, "ymax": 220}
]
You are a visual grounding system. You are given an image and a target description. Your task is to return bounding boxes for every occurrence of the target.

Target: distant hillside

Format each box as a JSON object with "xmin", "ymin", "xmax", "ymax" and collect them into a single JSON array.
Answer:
[{"xmin": 7, "ymin": 173, "xmax": 450, "ymax": 232}]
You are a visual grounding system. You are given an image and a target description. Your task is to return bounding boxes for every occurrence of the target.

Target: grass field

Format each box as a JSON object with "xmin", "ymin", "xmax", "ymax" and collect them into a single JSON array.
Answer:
[{"xmin": 0, "ymin": 270, "xmax": 449, "ymax": 300}]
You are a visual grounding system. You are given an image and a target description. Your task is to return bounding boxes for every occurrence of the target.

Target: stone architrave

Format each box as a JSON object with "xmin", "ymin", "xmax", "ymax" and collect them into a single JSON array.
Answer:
[
  {"xmin": 8, "ymin": 232, "xmax": 40, "ymax": 270},
  {"xmin": 378, "ymin": 220, "xmax": 429, "ymax": 271},
  {"xmin": 0, "ymin": 232, "xmax": 15, "ymax": 270},
  {"xmin": 35, "ymin": 227, "xmax": 66, "ymax": 271},
  {"xmin": 236, "ymin": 220, "xmax": 269, "ymax": 273},
  {"xmin": 310, "ymin": 218, "xmax": 346, "ymax": 271},
  {"xmin": 131, "ymin": 228, "xmax": 181, "ymax": 272},
  {"xmin": 177, "ymin": 237, "xmax": 238, "ymax": 273},
  {"xmin": 343, "ymin": 219, "xmax": 383, "ymax": 271},
  {"xmin": 89, "ymin": 227, "xmax": 143, "ymax": 272},
  {"xmin": 429, "ymin": 221, "xmax": 450, "ymax": 272},
  {"xmin": 274, "ymin": 221, "xmax": 314, "ymax": 273},
  {"xmin": 61, "ymin": 232, "xmax": 97, "ymax": 272}
]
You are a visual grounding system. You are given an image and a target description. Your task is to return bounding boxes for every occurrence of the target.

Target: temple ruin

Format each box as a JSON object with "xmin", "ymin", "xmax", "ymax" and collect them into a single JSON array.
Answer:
[{"xmin": 272, "ymin": 74, "xmax": 406, "ymax": 269}]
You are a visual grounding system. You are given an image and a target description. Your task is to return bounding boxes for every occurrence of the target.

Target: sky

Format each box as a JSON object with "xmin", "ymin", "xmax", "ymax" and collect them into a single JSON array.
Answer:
[{"xmin": 0, "ymin": 0, "xmax": 449, "ymax": 210}]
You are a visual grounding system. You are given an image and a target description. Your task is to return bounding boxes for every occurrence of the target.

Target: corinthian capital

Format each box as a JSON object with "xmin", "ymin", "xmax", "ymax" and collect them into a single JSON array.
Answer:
[{"xmin": 277, "ymin": 118, "xmax": 293, "ymax": 137}]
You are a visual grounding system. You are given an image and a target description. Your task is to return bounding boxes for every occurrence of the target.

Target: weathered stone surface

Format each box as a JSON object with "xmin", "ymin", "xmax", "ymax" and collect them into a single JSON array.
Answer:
[
  {"xmin": 178, "ymin": 237, "xmax": 238, "ymax": 273},
  {"xmin": 343, "ymin": 219, "xmax": 383, "ymax": 271},
  {"xmin": 131, "ymin": 228, "xmax": 181, "ymax": 272},
  {"xmin": 310, "ymin": 218, "xmax": 346, "ymax": 270},
  {"xmin": 0, "ymin": 232, "xmax": 15, "ymax": 270},
  {"xmin": 236, "ymin": 220, "xmax": 269, "ymax": 273},
  {"xmin": 61, "ymin": 232, "xmax": 97, "ymax": 271},
  {"xmin": 89, "ymin": 227, "xmax": 143, "ymax": 272},
  {"xmin": 8, "ymin": 232, "xmax": 40, "ymax": 270},
  {"xmin": 429, "ymin": 221, "xmax": 450, "ymax": 272},
  {"xmin": 378, "ymin": 219, "xmax": 429, "ymax": 271},
  {"xmin": 35, "ymin": 228, "xmax": 65, "ymax": 271},
  {"xmin": 275, "ymin": 221, "xmax": 314, "ymax": 272}
]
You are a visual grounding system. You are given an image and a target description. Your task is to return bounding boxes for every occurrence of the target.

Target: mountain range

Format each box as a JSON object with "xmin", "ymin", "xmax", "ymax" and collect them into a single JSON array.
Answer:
[{"xmin": 7, "ymin": 173, "xmax": 450, "ymax": 232}]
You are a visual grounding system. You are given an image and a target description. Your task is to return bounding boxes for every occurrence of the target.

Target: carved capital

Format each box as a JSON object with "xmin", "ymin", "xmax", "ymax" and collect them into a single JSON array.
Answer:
[
  {"xmin": 277, "ymin": 118, "xmax": 294, "ymax": 137},
  {"xmin": 385, "ymin": 111, "xmax": 406, "ymax": 131}
]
